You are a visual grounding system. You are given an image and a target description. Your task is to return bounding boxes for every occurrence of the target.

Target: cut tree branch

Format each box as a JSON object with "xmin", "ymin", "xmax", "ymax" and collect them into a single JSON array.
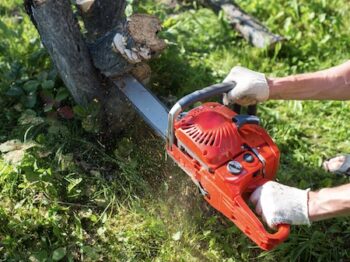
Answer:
[{"xmin": 200, "ymin": 0, "xmax": 284, "ymax": 48}]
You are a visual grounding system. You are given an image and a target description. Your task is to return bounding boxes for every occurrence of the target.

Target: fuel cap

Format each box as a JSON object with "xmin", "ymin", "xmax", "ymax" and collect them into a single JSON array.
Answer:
[{"xmin": 227, "ymin": 161, "xmax": 242, "ymax": 175}]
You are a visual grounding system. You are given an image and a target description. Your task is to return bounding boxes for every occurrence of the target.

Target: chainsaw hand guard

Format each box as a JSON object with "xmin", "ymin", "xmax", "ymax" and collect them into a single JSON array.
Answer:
[{"xmin": 166, "ymin": 85, "xmax": 290, "ymax": 250}]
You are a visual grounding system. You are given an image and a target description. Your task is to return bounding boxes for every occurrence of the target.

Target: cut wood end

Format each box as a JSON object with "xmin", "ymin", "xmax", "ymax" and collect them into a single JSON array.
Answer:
[
  {"xmin": 131, "ymin": 63, "xmax": 152, "ymax": 85},
  {"xmin": 76, "ymin": 0, "xmax": 95, "ymax": 13},
  {"xmin": 112, "ymin": 33, "xmax": 149, "ymax": 64},
  {"xmin": 127, "ymin": 14, "xmax": 166, "ymax": 54}
]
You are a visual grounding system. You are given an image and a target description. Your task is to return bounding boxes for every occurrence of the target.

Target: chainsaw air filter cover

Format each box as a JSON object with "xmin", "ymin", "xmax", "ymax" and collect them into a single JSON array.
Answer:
[
  {"xmin": 168, "ymin": 102, "xmax": 289, "ymax": 251},
  {"xmin": 175, "ymin": 103, "xmax": 243, "ymax": 170}
]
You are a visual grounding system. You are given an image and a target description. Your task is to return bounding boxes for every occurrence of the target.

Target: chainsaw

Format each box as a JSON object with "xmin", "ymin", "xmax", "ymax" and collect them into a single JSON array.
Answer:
[{"xmin": 115, "ymin": 76, "xmax": 290, "ymax": 250}]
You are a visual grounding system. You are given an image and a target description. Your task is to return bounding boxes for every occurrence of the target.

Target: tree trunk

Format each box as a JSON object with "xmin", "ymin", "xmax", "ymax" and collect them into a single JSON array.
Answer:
[
  {"xmin": 24, "ymin": 0, "xmax": 166, "ymax": 134},
  {"xmin": 24, "ymin": 0, "xmax": 102, "ymax": 105}
]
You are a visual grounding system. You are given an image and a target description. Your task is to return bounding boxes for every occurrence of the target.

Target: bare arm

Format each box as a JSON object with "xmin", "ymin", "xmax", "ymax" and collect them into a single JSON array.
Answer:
[
  {"xmin": 308, "ymin": 183, "xmax": 350, "ymax": 221},
  {"xmin": 268, "ymin": 60, "xmax": 350, "ymax": 100}
]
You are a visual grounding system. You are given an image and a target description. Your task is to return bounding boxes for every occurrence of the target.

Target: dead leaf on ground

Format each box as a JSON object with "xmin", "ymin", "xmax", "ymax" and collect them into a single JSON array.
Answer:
[{"xmin": 0, "ymin": 139, "xmax": 39, "ymax": 165}]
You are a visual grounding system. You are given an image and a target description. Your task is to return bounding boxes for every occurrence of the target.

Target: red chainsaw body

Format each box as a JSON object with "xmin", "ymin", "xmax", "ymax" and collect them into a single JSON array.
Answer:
[{"xmin": 166, "ymin": 102, "xmax": 289, "ymax": 250}]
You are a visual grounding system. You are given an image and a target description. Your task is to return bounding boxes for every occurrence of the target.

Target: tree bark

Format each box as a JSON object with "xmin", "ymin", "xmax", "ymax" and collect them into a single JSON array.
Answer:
[
  {"xmin": 77, "ymin": 0, "xmax": 127, "ymax": 40},
  {"xmin": 200, "ymin": 0, "xmax": 284, "ymax": 48},
  {"xmin": 24, "ymin": 0, "xmax": 102, "ymax": 105}
]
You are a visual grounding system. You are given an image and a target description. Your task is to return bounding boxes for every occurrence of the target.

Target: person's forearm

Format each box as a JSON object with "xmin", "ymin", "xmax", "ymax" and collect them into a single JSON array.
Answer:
[
  {"xmin": 308, "ymin": 183, "xmax": 350, "ymax": 221},
  {"xmin": 268, "ymin": 60, "xmax": 350, "ymax": 100}
]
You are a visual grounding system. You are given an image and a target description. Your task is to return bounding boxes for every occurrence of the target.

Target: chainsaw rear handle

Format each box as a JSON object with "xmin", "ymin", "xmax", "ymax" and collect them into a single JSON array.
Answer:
[
  {"xmin": 232, "ymin": 179, "xmax": 290, "ymax": 250},
  {"xmin": 234, "ymin": 193, "xmax": 290, "ymax": 250}
]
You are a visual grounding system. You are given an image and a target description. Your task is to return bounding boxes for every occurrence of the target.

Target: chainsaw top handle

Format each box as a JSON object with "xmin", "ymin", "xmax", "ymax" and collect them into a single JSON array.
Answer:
[
  {"xmin": 167, "ymin": 82, "xmax": 236, "ymax": 148},
  {"xmin": 177, "ymin": 82, "xmax": 235, "ymax": 108}
]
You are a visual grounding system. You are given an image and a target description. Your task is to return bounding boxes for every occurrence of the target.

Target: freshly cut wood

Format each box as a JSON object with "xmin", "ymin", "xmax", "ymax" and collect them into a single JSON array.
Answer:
[
  {"xmin": 201, "ymin": 0, "xmax": 284, "ymax": 48},
  {"xmin": 88, "ymin": 14, "xmax": 166, "ymax": 79}
]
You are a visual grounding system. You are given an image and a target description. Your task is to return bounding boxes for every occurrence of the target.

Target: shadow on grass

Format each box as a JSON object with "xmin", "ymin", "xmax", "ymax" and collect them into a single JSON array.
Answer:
[{"xmin": 149, "ymin": 46, "xmax": 217, "ymax": 101}]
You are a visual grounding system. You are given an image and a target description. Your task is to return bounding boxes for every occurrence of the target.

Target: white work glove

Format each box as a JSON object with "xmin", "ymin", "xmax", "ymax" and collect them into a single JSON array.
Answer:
[
  {"xmin": 249, "ymin": 181, "xmax": 310, "ymax": 229},
  {"xmin": 223, "ymin": 66, "xmax": 269, "ymax": 106}
]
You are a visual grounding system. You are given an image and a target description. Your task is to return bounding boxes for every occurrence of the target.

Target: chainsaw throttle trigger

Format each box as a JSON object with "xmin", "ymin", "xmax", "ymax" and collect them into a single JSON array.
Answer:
[
  {"xmin": 233, "ymin": 104, "xmax": 257, "ymax": 115},
  {"xmin": 232, "ymin": 115, "xmax": 260, "ymax": 128},
  {"xmin": 247, "ymin": 105, "xmax": 257, "ymax": 115}
]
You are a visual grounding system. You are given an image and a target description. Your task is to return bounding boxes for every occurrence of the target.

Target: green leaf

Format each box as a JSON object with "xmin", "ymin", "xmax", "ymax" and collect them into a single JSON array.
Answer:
[
  {"xmin": 6, "ymin": 86, "xmax": 24, "ymax": 96},
  {"xmin": 37, "ymin": 71, "xmax": 48, "ymax": 82},
  {"xmin": 48, "ymin": 123, "xmax": 70, "ymax": 137},
  {"xmin": 48, "ymin": 69, "xmax": 58, "ymax": 80},
  {"xmin": 52, "ymin": 247, "xmax": 66, "ymax": 261},
  {"xmin": 87, "ymin": 101, "xmax": 101, "ymax": 117},
  {"xmin": 82, "ymin": 116, "xmax": 99, "ymax": 133},
  {"xmin": 18, "ymin": 109, "xmax": 45, "ymax": 125},
  {"xmin": 42, "ymin": 80, "xmax": 55, "ymax": 89},
  {"xmin": 25, "ymin": 92, "xmax": 37, "ymax": 108},
  {"xmin": 23, "ymin": 167, "xmax": 39, "ymax": 183},
  {"xmin": 0, "ymin": 20, "xmax": 17, "ymax": 37},
  {"xmin": 23, "ymin": 80, "xmax": 40, "ymax": 93},
  {"xmin": 67, "ymin": 177, "xmax": 82, "ymax": 193},
  {"xmin": 73, "ymin": 105, "xmax": 87, "ymax": 118},
  {"xmin": 30, "ymin": 250, "xmax": 49, "ymax": 262},
  {"xmin": 55, "ymin": 87, "xmax": 70, "ymax": 102},
  {"xmin": 44, "ymin": 103, "xmax": 54, "ymax": 112},
  {"xmin": 82, "ymin": 246, "xmax": 99, "ymax": 260},
  {"xmin": 41, "ymin": 89, "xmax": 54, "ymax": 100}
]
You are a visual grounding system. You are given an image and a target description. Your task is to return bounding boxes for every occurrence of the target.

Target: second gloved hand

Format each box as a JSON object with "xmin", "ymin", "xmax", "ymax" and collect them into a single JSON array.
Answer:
[
  {"xmin": 249, "ymin": 181, "xmax": 311, "ymax": 229},
  {"xmin": 223, "ymin": 66, "xmax": 270, "ymax": 106}
]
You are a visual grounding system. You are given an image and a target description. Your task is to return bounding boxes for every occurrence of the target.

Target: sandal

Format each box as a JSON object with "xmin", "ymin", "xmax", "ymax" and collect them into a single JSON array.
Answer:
[{"xmin": 323, "ymin": 154, "xmax": 350, "ymax": 176}]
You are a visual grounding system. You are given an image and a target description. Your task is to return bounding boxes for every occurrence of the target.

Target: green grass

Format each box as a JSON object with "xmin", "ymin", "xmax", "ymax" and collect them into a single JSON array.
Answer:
[{"xmin": 1, "ymin": 0, "xmax": 350, "ymax": 261}]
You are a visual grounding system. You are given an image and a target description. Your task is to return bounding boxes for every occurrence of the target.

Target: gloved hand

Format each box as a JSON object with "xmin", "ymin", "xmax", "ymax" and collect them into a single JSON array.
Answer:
[
  {"xmin": 249, "ymin": 181, "xmax": 310, "ymax": 229},
  {"xmin": 223, "ymin": 66, "xmax": 270, "ymax": 106}
]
